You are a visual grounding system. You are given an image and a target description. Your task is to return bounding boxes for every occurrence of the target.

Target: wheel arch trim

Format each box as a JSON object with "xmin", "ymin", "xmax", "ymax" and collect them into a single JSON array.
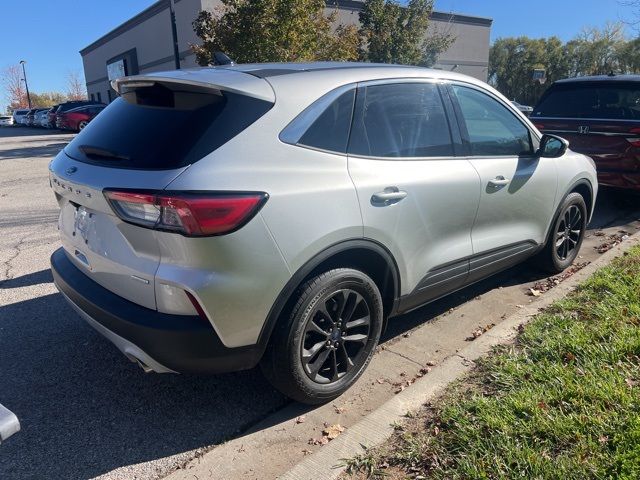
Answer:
[{"xmin": 256, "ymin": 238, "xmax": 401, "ymax": 353}]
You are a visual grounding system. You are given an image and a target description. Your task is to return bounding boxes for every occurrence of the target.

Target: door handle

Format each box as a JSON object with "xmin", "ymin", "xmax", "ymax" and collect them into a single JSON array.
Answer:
[
  {"xmin": 488, "ymin": 176, "xmax": 510, "ymax": 187},
  {"xmin": 371, "ymin": 187, "xmax": 408, "ymax": 206}
]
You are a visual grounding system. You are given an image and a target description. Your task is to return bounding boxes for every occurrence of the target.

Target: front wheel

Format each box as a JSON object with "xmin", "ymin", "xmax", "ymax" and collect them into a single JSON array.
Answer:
[
  {"xmin": 538, "ymin": 192, "xmax": 587, "ymax": 274},
  {"xmin": 77, "ymin": 121, "xmax": 88, "ymax": 132},
  {"xmin": 261, "ymin": 268, "xmax": 383, "ymax": 404}
]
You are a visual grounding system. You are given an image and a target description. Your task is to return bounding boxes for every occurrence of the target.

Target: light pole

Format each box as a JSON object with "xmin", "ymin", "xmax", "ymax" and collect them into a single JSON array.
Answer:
[{"xmin": 19, "ymin": 60, "xmax": 32, "ymax": 109}]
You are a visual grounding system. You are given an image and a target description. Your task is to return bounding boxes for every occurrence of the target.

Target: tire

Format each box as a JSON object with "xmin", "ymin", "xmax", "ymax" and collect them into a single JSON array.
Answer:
[
  {"xmin": 538, "ymin": 192, "xmax": 588, "ymax": 274},
  {"xmin": 261, "ymin": 268, "xmax": 384, "ymax": 405},
  {"xmin": 77, "ymin": 121, "xmax": 88, "ymax": 131}
]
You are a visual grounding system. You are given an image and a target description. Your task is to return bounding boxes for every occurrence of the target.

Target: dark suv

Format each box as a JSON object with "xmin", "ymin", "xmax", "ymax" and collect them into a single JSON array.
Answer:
[{"xmin": 531, "ymin": 74, "xmax": 640, "ymax": 191}]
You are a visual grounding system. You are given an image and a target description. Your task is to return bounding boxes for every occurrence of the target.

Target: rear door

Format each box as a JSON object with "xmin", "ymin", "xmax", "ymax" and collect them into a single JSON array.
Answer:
[
  {"xmin": 347, "ymin": 80, "xmax": 480, "ymax": 310},
  {"xmin": 449, "ymin": 83, "xmax": 557, "ymax": 281},
  {"xmin": 50, "ymin": 71, "xmax": 275, "ymax": 310}
]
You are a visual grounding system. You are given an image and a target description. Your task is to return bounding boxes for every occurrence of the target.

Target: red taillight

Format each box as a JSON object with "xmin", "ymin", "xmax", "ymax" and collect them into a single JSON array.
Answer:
[
  {"xmin": 185, "ymin": 291, "xmax": 209, "ymax": 321},
  {"xmin": 103, "ymin": 190, "xmax": 268, "ymax": 236}
]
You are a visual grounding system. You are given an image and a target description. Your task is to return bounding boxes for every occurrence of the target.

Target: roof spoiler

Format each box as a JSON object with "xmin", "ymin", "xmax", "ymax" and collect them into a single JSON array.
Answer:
[{"xmin": 111, "ymin": 68, "xmax": 275, "ymax": 103}]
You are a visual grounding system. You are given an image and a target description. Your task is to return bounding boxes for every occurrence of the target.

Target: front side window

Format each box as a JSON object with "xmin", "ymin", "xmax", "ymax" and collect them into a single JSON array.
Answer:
[
  {"xmin": 348, "ymin": 82, "xmax": 454, "ymax": 158},
  {"xmin": 452, "ymin": 85, "xmax": 533, "ymax": 157}
]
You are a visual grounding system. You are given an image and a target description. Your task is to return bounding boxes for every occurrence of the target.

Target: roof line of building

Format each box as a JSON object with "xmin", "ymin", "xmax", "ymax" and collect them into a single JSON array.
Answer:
[{"xmin": 80, "ymin": 0, "xmax": 493, "ymax": 57}]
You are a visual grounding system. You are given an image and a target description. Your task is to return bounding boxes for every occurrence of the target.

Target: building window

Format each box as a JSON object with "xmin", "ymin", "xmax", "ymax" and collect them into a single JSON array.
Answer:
[
  {"xmin": 97, "ymin": 92, "xmax": 102, "ymax": 103},
  {"xmin": 107, "ymin": 90, "xmax": 112, "ymax": 103},
  {"xmin": 90, "ymin": 93, "xmax": 95, "ymax": 101}
]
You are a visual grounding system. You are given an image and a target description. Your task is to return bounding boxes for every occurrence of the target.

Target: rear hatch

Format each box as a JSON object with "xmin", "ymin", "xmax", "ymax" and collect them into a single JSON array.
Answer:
[
  {"xmin": 49, "ymin": 68, "xmax": 274, "ymax": 310},
  {"xmin": 532, "ymin": 80, "xmax": 640, "ymax": 173}
]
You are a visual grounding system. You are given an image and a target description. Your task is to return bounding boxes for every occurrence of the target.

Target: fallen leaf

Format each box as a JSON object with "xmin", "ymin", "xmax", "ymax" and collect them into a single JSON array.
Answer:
[
  {"xmin": 295, "ymin": 415, "xmax": 306, "ymax": 424},
  {"xmin": 528, "ymin": 288, "xmax": 542, "ymax": 297},
  {"xmin": 426, "ymin": 360, "xmax": 437, "ymax": 366},
  {"xmin": 323, "ymin": 424, "xmax": 345, "ymax": 440},
  {"xmin": 302, "ymin": 449, "xmax": 312, "ymax": 455},
  {"xmin": 333, "ymin": 405, "xmax": 346, "ymax": 414}
]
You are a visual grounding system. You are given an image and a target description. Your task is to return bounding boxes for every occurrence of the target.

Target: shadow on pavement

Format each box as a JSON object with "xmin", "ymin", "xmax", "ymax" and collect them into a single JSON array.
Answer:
[{"xmin": 0, "ymin": 142, "xmax": 68, "ymax": 160}]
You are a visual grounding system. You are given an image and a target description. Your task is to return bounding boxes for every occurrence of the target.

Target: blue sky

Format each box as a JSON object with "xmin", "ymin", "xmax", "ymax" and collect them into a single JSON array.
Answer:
[{"xmin": 0, "ymin": 0, "xmax": 635, "ymax": 111}]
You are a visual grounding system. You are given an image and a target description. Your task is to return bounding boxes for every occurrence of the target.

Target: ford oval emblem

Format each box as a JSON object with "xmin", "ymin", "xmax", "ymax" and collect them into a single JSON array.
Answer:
[{"xmin": 66, "ymin": 166, "xmax": 77, "ymax": 175}]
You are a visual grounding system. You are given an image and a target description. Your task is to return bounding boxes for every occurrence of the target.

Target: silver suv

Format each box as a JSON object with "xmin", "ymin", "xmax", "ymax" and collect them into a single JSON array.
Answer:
[{"xmin": 50, "ymin": 63, "xmax": 597, "ymax": 404}]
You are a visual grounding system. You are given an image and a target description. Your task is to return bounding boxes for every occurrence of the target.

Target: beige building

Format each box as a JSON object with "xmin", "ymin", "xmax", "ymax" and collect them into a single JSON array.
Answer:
[{"xmin": 80, "ymin": 0, "xmax": 492, "ymax": 103}]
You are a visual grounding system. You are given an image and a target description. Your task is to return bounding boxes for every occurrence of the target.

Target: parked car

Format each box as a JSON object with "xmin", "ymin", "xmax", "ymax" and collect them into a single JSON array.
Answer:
[
  {"xmin": 57, "ymin": 105, "xmax": 105, "ymax": 132},
  {"xmin": 53, "ymin": 101, "xmax": 105, "ymax": 129},
  {"xmin": 35, "ymin": 109, "xmax": 49, "ymax": 127},
  {"xmin": 0, "ymin": 115, "xmax": 14, "ymax": 127},
  {"xmin": 511, "ymin": 100, "xmax": 533, "ymax": 116},
  {"xmin": 12, "ymin": 109, "xmax": 29, "ymax": 125},
  {"xmin": 49, "ymin": 63, "xmax": 597, "ymax": 404},
  {"xmin": 532, "ymin": 74, "xmax": 640, "ymax": 191},
  {"xmin": 24, "ymin": 108, "xmax": 38, "ymax": 126}
]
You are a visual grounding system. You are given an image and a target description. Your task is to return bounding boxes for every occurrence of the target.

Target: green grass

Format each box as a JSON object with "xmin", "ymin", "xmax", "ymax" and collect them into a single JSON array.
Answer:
[{"xmin": 344, "ymin": 246, "xmax": 640, "ymax": 480}]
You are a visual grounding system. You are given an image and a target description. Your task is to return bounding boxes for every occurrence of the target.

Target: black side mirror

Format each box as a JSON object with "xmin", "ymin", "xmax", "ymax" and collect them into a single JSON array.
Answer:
[{"xmin": 537, "ymin": 134, "xmax": 569, "ymax": 158}]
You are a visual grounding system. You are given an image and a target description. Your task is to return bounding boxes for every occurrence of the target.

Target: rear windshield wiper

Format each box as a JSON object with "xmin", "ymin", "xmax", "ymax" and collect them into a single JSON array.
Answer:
[{"xmin": 79, "ymin": 145, "xmax": 130, "ymax": 162}]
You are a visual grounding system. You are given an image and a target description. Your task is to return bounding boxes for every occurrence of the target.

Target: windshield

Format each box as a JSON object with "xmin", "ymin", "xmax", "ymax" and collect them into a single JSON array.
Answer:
[{"xmin": 534, "ymin": 82, "xmax": 640, "ymax": 119}]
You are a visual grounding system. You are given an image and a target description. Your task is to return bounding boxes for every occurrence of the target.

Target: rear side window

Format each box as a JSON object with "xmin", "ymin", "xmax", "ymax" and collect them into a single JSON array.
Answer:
[
  {"xmin": 298, "ymin": 90, "xmax": 355, "ymax": 153},
  {"xmin": 64, "ymin": 82, "xmax": 273, "ymax": 169},
  {"xmin": 534, "ymin": 82, "xmax": 640, "ymax": 120},
  {"xmin": 348, "ymin": 83, "xmax": 454, "ymax": 158},
  {"xmin": 452, "ymin": 85, "xmax": 533, "ymax": 157}
]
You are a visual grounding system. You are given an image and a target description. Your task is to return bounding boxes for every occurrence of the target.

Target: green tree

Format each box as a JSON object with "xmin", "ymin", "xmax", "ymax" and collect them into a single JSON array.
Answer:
[
  {"xmin": 30, "ymin": 92, "xmax": 67, "ymax": 108},
  {"xmin": 358, "ymin": 0, "xmax": 453, "ymax": 66},
  {"xmin": 191, "ymin": 0, "xmax": 360, "ymax": 65}
]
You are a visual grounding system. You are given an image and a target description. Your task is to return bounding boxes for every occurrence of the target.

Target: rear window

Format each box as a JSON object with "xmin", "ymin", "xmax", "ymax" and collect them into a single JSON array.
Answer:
[
  {"xmin": 64, "ymin": 82, "xmax": 273, "ymax": 169},
  {"xmin": 534, "ymin": 82, "xmax": 640, "ymax": 120}
]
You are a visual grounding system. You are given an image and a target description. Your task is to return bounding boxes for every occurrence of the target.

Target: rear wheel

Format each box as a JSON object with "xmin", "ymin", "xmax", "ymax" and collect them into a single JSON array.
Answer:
[
  {"xmin": 261, "ymin": 268, "xmax": 383, "ymax": 404},
  {"xmin": 78, "ymin": 121, "xmax": 88, "ymax": 131},
  {"xmin": 539, "ymin": 192, "xmax": 587, "ymax": 274}
]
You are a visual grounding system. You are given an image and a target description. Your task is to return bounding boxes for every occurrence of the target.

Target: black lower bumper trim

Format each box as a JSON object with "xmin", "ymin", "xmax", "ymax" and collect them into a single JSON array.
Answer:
[{"xmin": 50, "ymin": 248, "xmax": 261, "ymax": 374}]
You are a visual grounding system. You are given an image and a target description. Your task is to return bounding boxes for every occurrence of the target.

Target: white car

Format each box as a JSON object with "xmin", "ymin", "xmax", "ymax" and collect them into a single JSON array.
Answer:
[
  {"xmin": 35, "ymin": 109, "xmax": 49, "ymax": 127},
  {"xmin": 12, "ymin": 109, "xmax": 29, "ymax": 125},
  {"xmin": 0, "ymin": 115, "xmax": 14, "ymax": 127}
]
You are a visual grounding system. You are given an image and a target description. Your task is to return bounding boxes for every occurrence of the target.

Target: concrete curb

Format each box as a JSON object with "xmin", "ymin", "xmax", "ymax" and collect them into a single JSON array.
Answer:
[{"xmin": 279, "ymin": 233, "xmax": 640, "ymax": 480}]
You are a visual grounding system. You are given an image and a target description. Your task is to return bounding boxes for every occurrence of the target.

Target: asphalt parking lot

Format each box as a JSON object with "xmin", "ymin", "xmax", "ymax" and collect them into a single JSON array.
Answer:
[{"xmin": 1, "ymin": 126, "xmax": 639, "ymax": 480}]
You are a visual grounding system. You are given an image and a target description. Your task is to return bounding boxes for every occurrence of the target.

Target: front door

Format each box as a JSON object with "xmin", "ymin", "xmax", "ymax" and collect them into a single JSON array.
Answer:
[
  {"xmin": 448, "ymin": 84, "xmax": 558, "ymax": 282},
  {"xmin": 347, "ymin": 81, "xmax": 481, "ymax": 311}
]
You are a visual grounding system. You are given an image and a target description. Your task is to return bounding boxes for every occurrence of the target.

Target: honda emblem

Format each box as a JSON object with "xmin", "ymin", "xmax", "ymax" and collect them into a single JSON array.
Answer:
[{"xmin": 578, "ymin": 126, "xmax": 590, "ymax": 134}]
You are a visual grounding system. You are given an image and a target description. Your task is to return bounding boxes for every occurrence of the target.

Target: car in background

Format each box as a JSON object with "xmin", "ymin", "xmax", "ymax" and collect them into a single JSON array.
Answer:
[
  {"xmin": 56, "ymin": 104, "xmax": 105, "ymax": 132},
  {"xmin": 46, "ymin": 105, "xmax": 60, "ymax": 129},
  {"xmin": 24, "ymin": 108, "xmax": 38, "ymax": 126},
  {"xmin": 53, "ymin": 101, "xmax": 105, "ymax": 130},
  {"xmin": 49, "ymin": 63, "xmax": 597, "ymax": 404},
  {"xmin": 511, "ymin": 100, "xmax": 533, "ymax": 116},
  {"xmin": 0, "ymin": 115, "xmax": 14, "ymax": 127},
  {"xmin": 12, "ymin": 109, "xmax": 29, "ymax": 125},
  {"xmin": 532, "ymin": 74, "xmax": 640, "ymax": 191},
  {"xmin": 35, "ymin": 109, "xmax": 49, "ymax": 127}
]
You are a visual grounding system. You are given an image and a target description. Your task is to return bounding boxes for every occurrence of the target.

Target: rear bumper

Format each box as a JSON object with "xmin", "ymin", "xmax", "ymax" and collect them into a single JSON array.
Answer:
[{"xmin": 51, "ymin": 248, "xmax": 261, "ymax": 374}]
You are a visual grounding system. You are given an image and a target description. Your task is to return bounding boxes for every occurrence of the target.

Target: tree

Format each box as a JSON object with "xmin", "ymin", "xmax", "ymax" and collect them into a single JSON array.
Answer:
[
  {"xmin": 66, "ymin": 71, "xmax": 87, "ymax": 101},
  {"xmin": 191, "ymin": 0, "xmax": 359, "ymax": 65},
  {"xmin": 30, "ymin": 92, "xmax": 68, "ymax": 108},
  {"xmin": 1, "ymin": 65, "xmax": 28, "ymax": 110},
  {"xmin": 358, "ymin": 0, "xmax": 453, "ymax": 66}
]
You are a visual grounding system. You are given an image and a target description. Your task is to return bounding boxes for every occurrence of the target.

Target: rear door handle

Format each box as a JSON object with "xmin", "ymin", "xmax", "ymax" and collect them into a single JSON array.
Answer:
[
  {"xmin": 488, "ymin": 176, "xmax": 510, "ymax": 187},
  {"xmin": 371, "ymin": 187, "xmax": 408, "ymax": 206}
]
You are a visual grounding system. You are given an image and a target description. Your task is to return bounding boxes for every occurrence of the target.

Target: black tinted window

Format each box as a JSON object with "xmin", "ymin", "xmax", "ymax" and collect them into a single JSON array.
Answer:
[
  {"xmin": 453, "ymin": 85, "xmax": 533, "ymax": 156},
  {"xmin": 348, "ymin": 83, "xmax": 453, "ymax": 158},
  {"xmin": 533, "ymin": 82, "xmax": 640, "ymax": 120},
  {"xmin": 64, "ymin": 83, "xmax": 273, "ymax": 169},
  {"xmin": 298, "ymin": 90, "xmax": 355, "ymax": 153}
]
